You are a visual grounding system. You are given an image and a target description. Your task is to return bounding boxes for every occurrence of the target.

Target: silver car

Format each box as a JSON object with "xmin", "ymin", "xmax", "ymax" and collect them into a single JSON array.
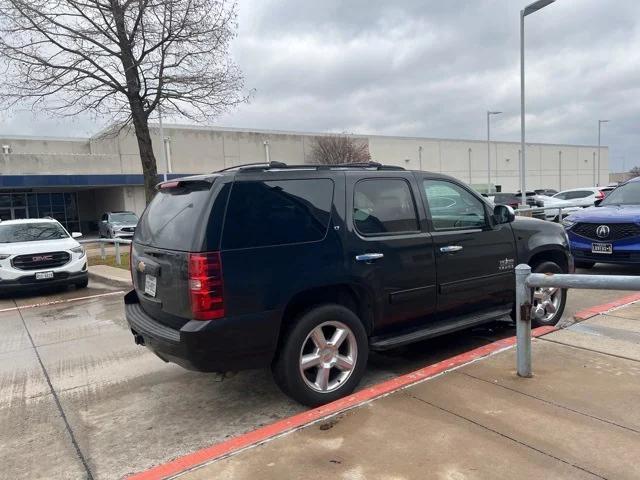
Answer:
[{"xmin": 99, "ymin": 211, "xmax": 139, "ymax": 238}]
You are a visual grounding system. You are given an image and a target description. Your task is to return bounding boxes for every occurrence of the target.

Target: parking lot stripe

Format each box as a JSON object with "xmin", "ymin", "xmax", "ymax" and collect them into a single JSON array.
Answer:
[
  {"xmin": 13, "ymin": 300, "xmax": 95, "ymax": 480},
  {"xmin": 127, "ymin": 325, "xmax": 557, "ymax": 480},
  {"xmin": 0, "ymin": 290, "xmax": 125, "ymax": 312},
  {"xmin": 573, "ymin": 292, "xmax": 640, "ymax": 321}
]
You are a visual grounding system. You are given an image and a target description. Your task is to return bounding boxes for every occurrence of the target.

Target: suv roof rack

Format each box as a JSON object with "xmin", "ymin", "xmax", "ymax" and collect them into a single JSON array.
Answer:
[{"xmin": 229, "ymin": 161, "xmax": 405, "ymax": 173}]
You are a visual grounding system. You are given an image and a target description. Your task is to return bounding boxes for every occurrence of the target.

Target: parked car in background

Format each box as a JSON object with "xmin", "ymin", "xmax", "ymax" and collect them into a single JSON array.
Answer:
[
  {"xmin": 491, "ymin": 193, "xmax": 520, "ymax": 209},
  {"xmin": 542, "ymin": 188, "xmax": 608, "ymax": 221},
  {"xmin": 125, "ymin": 162, "xmax": 571, "ymax": 406},
  {"xmin": 563, "ymin": 178, "xmax": 640, "ymax": 268},
  {"xmin": 99, "ymin": 211, "xmax": 139, "ymax": 238},
  {"xmin": 535, "ymin": 188, "xmax": 558, "ymax": 197},
  {"xmin": 0, "ymin": 218, "xmax": 88, "ymax": 291}
]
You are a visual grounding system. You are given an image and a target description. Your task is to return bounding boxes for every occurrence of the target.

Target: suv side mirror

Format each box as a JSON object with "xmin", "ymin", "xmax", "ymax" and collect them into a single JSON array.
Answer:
[
  {"xmin": 71, "ymin": 232, "xmax": 82, "ymax": 238},
  {"xmin": 493, "ymin": 204, "xmax": 515, "ymax": 224},
  {"xmin": 594, "ymin": 199, "xmax": 603, "ymax": 207}
]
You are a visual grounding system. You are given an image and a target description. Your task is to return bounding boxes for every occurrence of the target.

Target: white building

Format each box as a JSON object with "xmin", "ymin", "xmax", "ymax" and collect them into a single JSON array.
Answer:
[{"xmin": 0, "ymin": 124, "xmax": 609, "ymax": 233}]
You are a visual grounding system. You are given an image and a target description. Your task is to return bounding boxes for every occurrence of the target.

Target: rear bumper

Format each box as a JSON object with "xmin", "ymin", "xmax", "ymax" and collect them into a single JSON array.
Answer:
[
  {"xmin": 124, "ymin": 290, "xmax": 281, "ymax": 372},
  {"xmin": 0, "ymin": 270, "xmax": 88, "ymax": 289}
]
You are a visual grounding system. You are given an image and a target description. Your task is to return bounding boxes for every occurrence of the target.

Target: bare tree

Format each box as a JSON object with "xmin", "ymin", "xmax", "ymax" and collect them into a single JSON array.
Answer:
[
  {"xmin": 309, "ymin": 135, "xmax": 371, "ymax": 165},
  {"xmin": 629, "ymin": 166, "xmax": 640, "ymax": 178},
  {"xmin": 0, "ymin": 0, "xmax": 246, "ymax": 202}
]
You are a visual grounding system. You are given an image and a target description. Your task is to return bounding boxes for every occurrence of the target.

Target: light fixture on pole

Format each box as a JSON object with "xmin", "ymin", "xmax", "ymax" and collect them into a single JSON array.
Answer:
[
  {"xmin": 520, "ymin": 0, "xmax": 556, "ymax": 207},
  {"xmin": 487, "ymin": 110, "xmax": 502, "ymax": 193},
  {"xmin": 597, "ymin": 119, "xmax": 609, "ymax": 186}
]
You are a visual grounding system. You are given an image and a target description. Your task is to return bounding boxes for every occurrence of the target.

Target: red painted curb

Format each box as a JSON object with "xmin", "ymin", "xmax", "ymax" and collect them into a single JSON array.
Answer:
[
  {"xmin": 127, "ymin": 325, "xmax": 556, "ymax": 480},
  {"xmin": 573, "ymin": 292, "xmax": 640, "ymax": 321}
]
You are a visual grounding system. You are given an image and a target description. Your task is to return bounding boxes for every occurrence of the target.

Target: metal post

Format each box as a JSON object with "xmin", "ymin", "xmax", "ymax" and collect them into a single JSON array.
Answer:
[
  {"xmin": 487, "ymin": 111, "xmax": 491, "ymax": 188},
  {"xmin": 558, "ymin": 150, "xmax": 562, "ymax": 191},
  {"xmin": 592, "ymin": 151, "xmax": 596, "ymax": 186},
  {"xmin": 418, "ymin": 146, "xmax": 423, "ymax": 170},
  {"xmin": 158, "ymin": 104, "xmax": 168, "ymax": 183},
  {"xmin": 100, "ymin": 241, "xmax": 105, "ymax": 260},
  {"xmin": 515, "ymin": 264, "xmax": 532, "ymax": 377},
  {"xmin": 263, "ymin": 140, "xmax": 271, "ymax": 163},
  {"xmin": 468, "ymin": 147, "xmax": 472, "ymax": 183},
  {"xmin": 115, "ymin": 240, "xmax": 121, "ymax": 266},
  {"xmin": 520, "ymin": 10, "xmax": 526, "ymax": 207}
]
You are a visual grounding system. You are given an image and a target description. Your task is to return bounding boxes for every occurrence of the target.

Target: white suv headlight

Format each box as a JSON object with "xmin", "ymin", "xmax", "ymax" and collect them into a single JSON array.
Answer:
[
  {"xmin": 0, "ymin": 254, "xmax": 10, "ymax": 260},
  {"xmin": 561, "ymin": 218, "xmax": 576, "ymax": 229},
  {"xmin": 71, "ymin": 246, "xmax": 85, "ymax": 258}
]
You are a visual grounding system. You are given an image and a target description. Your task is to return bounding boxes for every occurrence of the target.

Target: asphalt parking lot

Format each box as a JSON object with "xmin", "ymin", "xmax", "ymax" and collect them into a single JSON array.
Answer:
[{"xmin": 1, "ymin": 264, "xmax": 638, "ymax": 480}]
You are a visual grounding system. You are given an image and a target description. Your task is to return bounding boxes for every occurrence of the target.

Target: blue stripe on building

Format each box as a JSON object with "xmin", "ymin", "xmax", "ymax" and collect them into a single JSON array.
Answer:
[{"xmin": 0, "ymin": 174, "xmax": 187, "ymax": 188}]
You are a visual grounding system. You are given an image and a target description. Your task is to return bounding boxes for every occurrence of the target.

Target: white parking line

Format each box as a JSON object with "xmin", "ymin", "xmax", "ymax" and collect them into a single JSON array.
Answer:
[{"xmin": 0, "ymin": 291, "xmax": 125, "ymax": 312}]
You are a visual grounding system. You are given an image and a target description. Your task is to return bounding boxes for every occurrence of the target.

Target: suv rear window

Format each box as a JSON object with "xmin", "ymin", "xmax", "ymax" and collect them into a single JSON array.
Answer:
[
  {"xmin": 222, "ymin": 179, "xmax": 334, "ymax": 250},
  {"xmin": 135, "ymin": 181, "xmax": 215, "ymax": 251}
]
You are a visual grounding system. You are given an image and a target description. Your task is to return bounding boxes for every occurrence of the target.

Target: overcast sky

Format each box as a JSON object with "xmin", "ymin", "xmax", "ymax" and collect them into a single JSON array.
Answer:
[{"xmin": 0, "ymin": 0, "xmax": 638, "ymax": 171}]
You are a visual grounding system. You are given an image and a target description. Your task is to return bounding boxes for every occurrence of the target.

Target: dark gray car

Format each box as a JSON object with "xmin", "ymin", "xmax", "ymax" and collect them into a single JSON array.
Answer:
[{"xmin": 99, "ymin": 211, "xmax": 139, "ymax": 238}]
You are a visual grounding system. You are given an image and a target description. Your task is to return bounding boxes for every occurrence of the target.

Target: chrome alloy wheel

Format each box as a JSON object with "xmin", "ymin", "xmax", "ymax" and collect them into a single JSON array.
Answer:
[
  {"xmin": 299, "ymin": 321, "xmax": 357, "ymax": 393},
  {"xmin": 533, "ymin": 286, "xmax": 562, "ymax": 322}
]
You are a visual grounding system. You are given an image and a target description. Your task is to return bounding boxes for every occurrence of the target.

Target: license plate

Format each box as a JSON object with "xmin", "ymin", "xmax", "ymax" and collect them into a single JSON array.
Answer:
[
  {"xmin": 144, "ymin": 274, "xmax": 157, "ymax": 297},
  {"xmin": 35, "ymin": 271, "xmax": 54, "ymax": 280},
  {"xmin": 591, "ymin": 243, "xmax": 612, "ymax": 254}
]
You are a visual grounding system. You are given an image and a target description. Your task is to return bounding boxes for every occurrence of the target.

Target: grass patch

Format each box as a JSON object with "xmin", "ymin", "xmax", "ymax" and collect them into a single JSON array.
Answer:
[{"xmin": 90, "ymin": 252, "xmax": 130, "ymax": 270}]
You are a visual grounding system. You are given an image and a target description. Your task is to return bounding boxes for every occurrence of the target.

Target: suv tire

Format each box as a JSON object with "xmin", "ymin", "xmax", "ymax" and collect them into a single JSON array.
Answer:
[
  {"xmin": 272, "ymin": 304, "xmax": 368, "ymax": 407},
  {"xmin": 531, "ymin": 261, "xmax": 567, "ymax": 327},
  {"xmin": 75, "ymin": 278, "xmax": 89, "ymax": 289}
]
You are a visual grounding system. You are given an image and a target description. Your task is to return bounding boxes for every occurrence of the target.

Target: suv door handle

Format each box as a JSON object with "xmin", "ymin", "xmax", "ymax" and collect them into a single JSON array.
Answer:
[
  {"xmin": 440, "ymin": 245, "xmax": 463, "ymax": 253},
  {"xmin": 355, "ymin": 253, "xmax": 384, "ymax": 262}
]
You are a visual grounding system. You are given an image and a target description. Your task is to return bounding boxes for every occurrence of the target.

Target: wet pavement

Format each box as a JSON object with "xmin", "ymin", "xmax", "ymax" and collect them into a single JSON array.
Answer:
[{"xmin": 0, "ymin": 264, "xmax": 638, "ymax": 479}]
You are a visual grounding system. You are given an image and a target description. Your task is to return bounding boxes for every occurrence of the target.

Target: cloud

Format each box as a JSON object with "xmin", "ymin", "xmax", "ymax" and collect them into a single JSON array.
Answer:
[{"xmin": 0, "ymin": 0, "xmax": 637, "ymax": 171}]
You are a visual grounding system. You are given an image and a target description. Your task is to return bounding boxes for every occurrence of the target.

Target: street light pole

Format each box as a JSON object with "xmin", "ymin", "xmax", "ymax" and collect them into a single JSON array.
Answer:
[
  {"xmin": 597, "ymin": 119, "xmax": 609, "ymax": 186},
  {"xmin": 487, "ymin": 110, "xmax": 502, "ymax": 193},
  {"xmin": 520, "ymin": 0, "xmax": 556, "ymax": 207},
  {"xmin": 158, "ymin": 104, "xmax": 169, "ymax": 182}
]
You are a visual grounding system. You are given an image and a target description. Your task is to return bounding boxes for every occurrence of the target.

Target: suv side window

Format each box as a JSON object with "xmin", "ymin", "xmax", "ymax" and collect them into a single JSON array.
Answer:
[
  {"xmin": 101, "ymin": 214, "xmax": 108, "ymax": 222},
  {"xmin": 222, "ymin": 179, "xmax": 334, "ymax": 250},
  {"xmin": 423, "ymin": 179, "xmax": 487, "ymax": 230},
  {"xmin": 353, "ymin": 179, "xmax": 419, "ymax": 236}
]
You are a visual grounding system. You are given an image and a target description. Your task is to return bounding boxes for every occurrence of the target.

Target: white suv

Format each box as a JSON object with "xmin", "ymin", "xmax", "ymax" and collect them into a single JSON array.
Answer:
[{"xmin": 0, "ymin": 219, "xmax": 88, "ymax": 291}]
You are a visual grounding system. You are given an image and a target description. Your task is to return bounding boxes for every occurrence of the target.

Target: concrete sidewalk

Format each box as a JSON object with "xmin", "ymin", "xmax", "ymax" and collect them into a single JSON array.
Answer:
[{"xmin": 174, "ymin": 304, "xmax": 640, "ymax": 480}]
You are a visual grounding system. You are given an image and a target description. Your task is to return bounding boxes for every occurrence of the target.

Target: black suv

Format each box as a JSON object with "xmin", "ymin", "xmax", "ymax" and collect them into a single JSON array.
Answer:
[{"xmin": 125, "ymin": 162, "xmax": 572, "ymax": 406}]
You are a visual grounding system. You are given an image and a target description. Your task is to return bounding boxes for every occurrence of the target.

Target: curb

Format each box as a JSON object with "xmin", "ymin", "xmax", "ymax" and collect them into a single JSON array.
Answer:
[
  {"xmin": 573, "ymin": 292, "xmax": 640, "ymax": 321},
  {"xmin": 127, "ymin": 325, "xmax": 557, "ymax": 480},
  {"xmin": 88, "ymin": 270, "xmax": 132, "ymax": 289}
]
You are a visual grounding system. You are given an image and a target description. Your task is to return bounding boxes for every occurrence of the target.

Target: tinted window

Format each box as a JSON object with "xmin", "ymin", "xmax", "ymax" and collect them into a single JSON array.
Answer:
[
  {"xmin": 223, "ymin": 179, "xmax": 333, "ymax": 249},
  {"xmin": 424, "ymin": 180, "xmax": 487, "ymax": 230},
  {"xmin": 601, "ymin": 181, "xmax": 640, "ymax": 206},
  {"xmin": 0, "ymin": 222, "xmax": 68, "ymax": 243},
  {"xmin": 135, "ymin": 181, "xmax": 214, "ymax": 251},
  {"xmin": 569, "ymin": 190, "xmax": 593, "ymax": 199},
  {"xmin": 353, "ymin": 179, "xmax": 419, "ymax": 235}
]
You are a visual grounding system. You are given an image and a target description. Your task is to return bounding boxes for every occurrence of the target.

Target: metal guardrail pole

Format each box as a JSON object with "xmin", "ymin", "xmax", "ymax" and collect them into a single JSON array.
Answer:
[
  {"xmin": 100, "ymin": 240, "xmax": 106, "ymax": 260},
  {"xmin": 115, "ymin": 240, "xmax": 121, "ymax": 266},
  {"xmin": 515, "ymin": 264, "xmax": 533, "ymax": 378},
  {"xmin": 526, "ymin": 273, "xmax": 640, "ymax": 290}
]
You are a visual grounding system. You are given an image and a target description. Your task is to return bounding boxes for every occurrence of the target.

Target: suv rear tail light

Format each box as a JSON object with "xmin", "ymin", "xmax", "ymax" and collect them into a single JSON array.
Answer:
[
  {"xmin": 188, "ymin": 252, "xmax": 225, "ymax": 320},
  {"xmin": 595, "ymin": 190, "xmax": 605, "ymax": 200}
]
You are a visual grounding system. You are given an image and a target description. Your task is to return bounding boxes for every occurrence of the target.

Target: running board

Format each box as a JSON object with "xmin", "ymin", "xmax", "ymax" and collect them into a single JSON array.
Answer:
[{"xmin": 369, "ymin": 307, "xmax": 512, "ymax": 351}]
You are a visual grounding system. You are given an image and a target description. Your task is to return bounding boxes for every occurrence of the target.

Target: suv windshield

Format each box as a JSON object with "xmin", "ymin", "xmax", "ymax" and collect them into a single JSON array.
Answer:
[
  {"xmin": 600, "ymin": 182, "xmax": 640, "ymax": 206},
  {"xmin": 0, "ymin": 222, "xmax": 69, "ymax": 243},
  {"xmin": 110, "ymin": 212, "xmax": 138, "ymax": 224}
]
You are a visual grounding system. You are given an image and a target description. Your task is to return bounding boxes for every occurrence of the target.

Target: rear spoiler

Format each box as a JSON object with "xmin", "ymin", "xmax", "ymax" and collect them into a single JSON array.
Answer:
[{"xmin": 155, "ymin": 175, "xmax": 217, "ymax": 191}]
